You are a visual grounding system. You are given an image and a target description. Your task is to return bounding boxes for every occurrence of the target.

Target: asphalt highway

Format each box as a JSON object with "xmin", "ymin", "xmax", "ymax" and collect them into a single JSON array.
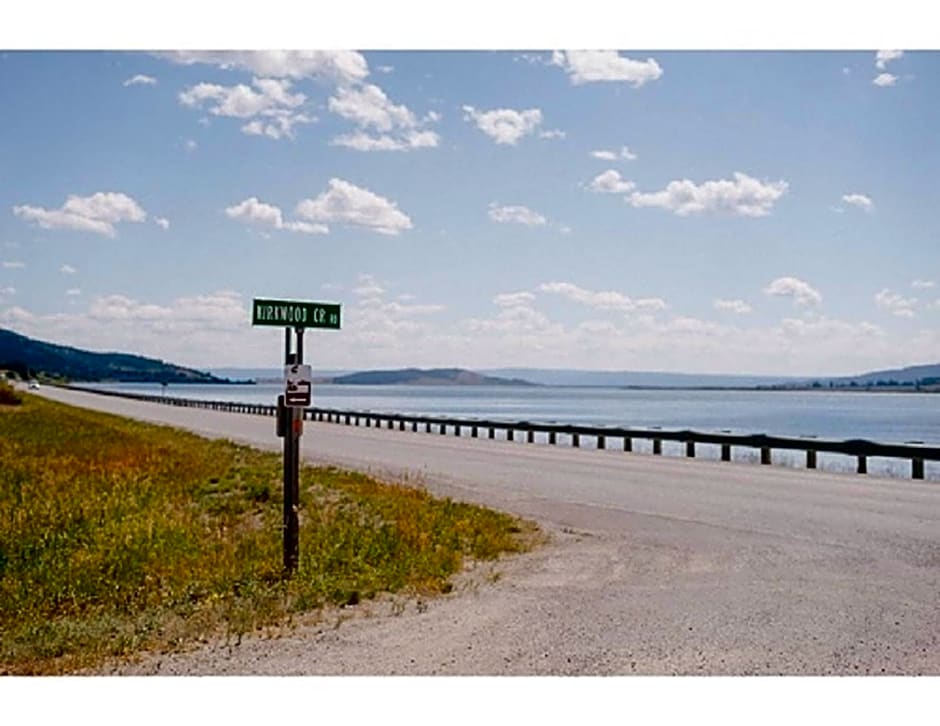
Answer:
[{"xmin": 36, "ymin": 386, "xmax": 940, "ymax": 675}]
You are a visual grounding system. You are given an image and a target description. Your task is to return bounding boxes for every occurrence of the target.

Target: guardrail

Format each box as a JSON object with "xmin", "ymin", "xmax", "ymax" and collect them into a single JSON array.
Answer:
[{"xmin": 66, "ymin": 386, "xmax": 939, "ymax": 480}]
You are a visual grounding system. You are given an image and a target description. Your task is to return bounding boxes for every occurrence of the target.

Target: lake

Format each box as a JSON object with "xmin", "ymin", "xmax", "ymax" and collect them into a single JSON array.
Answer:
[{"xmin": 84, "ymin": 382, "xmax": 939, "ymax": 445}]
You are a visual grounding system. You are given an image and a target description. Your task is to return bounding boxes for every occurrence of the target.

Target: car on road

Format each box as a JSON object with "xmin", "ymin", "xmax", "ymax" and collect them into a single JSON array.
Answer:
[{"xmin": 28, "ymin": 380, "xmax": 40, "ymax": 389}]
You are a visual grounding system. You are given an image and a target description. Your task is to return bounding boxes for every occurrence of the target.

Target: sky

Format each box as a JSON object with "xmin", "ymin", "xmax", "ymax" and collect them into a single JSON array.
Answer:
[{"xmin": 2, "ymin": 10, "xmax": 939, "ymax": 376}]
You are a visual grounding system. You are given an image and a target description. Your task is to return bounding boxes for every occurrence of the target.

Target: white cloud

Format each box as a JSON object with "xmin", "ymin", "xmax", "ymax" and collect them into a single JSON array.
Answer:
[
  {"xmin": 225, "ymin": 197, "xmax": 328, "ymax": 235},
  {"xmin": 841, "ymin": 193, "xmax": 874, "ymax": 211},
  {"xmin": 327, "ymin": 83, "xmax": 440, "ymax": 152},
  {"xmin": 764, "ymin": 276, "xmax": 822, "ymax": 306},
  {"xmin": 462, "ymin": 105, "xmax": 543, "ymax": 145},
  {"xmin": 874, "ymin": 288, "xmax": 917, "ymax": 317},
  {"xmin": 714, "ymin": 299, "xmax": 753, "ymax": 314},
  {"xmin": 185, "ymin": 139, "xmax": 198, "ymax": 152},
  {"xmin": 2, "ymin": 261, "xmax": 25, "ymax": 269},
  {"xmin": 629, "ymin": 172, "xmax": 788, "ymax": 217},
  {"xmin": 13, "ymin": 192, "xmax": 147, "ymax": 237},
  {"xmin": 591, "ymin": 146, "xmax": 637, "ymax": 161},
  {"xmin": 60, "ymin": 264, "xmax": 77, "ymax": 274},
  {"xmin": 0, "ymin": 286, "xmax": 15, "ymax": 297},
  {"xmin": 912, "ymin": 279, "xmax": 935, "ymax": 289},
  {"xmin": 331, "ymin": 130, "xmax": 439, "ymax": 152},
  {"xmin": 538, "ymin": 129, "xmax": 566, "ymax": 140},
  {"xmin": 589, "ymin": 169, "xmax": 636, "ymax": 195},
  {"xmin": 162, "ymin": 50, "xmax": 369, "ymax": 85},
  {"xmin": 875, "ymin": 50, "xmax": 903, "ymax": 70},
  {"xmin": 493, "ymin": 291, "xmax": 536, "ymax": 307},
  {"xmin": 295, "ymin": 179, "xmax": 412, "ymax": 236},
  {"xmin": 353, "ymin": 273, "xmax": 385, "ymax": 299},
  {"xmin": 179, "ymin": 78, "xmax": 313, "ymax": 140},
  {"xmin": 539, "ymin": 281, "xmax": 667, "ymax": 313},
  {"xmin": 66, "ymin": 288, "xmax": 81, "ymax": 296},
  {"xmin": 487, "ymin": 203, "xmax": 547, "ymax": 226},
  {"xmin": 329, "ymin": 83, "xmax": 416, "ymax": 131},
  {"xmin": 873, "ymin": 73, "xmax": 898, "ymax": 87},
  {"xmin": 551, "ymin": 50, "xmax": 663, "ymax": 87},
  {"xmin": 154, "ymin": 217, "xmax": 170, "ymax": 230},
  {"xmin": 123, "ymin": 74, "xmax": 156, "ymax": 87}
]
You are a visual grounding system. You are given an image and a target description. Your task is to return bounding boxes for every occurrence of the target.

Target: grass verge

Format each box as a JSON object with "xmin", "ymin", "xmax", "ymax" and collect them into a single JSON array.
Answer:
[{"xmin": 0, "ymin": 393, "xmax": 540, "ymax": 674}]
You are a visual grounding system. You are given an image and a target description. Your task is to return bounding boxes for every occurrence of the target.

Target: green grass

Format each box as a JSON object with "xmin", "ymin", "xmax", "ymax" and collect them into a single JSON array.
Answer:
[{"xmin": 0, "ymin": 394, "xmax": 539, "ymax": 674}]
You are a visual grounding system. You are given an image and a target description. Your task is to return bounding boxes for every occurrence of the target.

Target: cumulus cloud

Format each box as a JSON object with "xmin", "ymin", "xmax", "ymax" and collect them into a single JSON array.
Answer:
[
  {"xmin": 764, "ymin": 276, "xmax": 822, "ymax": 306},
  {"xmin": 60, "ymin": 264, "xmax": 77, "ymax": 274},
  {"xmin": 225, "ymin": 197, "xmax": 327, "ymax": 235},
  {"xmin": 88, "ymin": 291, "xmax": 246, "ymax": 330},
  {"xmin": 875, "ymin": 50, "xmax": 903, "ymax": 70},
  {"xmin": 13, "ymin": 192, "xmax": 148, "ymax": 237},
  {"xmin": 841, "ymin": 193, "xmax": 874, "ymax": 211},
  {"xmin": 591, "ymin": 146, "xmax": 637, "ymax": 161},
  {"xmin": 2, "ymin": 261, "xmax": 25, "ymax": 269},
  {"xmin": 162, "ymin": 50, "xmax": 369, "ymax": 85},
  {"xmin": 295, "ymin": 179, "xmax": 412, "ymax": 236},
  {"xmin": 873, "ymin": 73, "xmax": 898, "ymax": 87},
  {"xmin": 331, "ymin": 131, "xmax": 439, "ymax": 152},
  {"xmin": 462, "ymin": 105, "xmax": 543, "ymax": 145},
  {"xmin": 154, "ymin": 217, "xmax": 170, "ymax": 230},
  {"xmin": 551, "ymin": 50, "xmax": 663, "ymax": 87},
  {"xmin": 911, "ymin": 279, "xmax": 935, "ymax": 289},
  {"xmin": 714, "ymin": 299, "xmax": 753, "ymax": 314},
  {"xmin": 493, "ymin": 291, "xmax": 536, "ymax": 307},
  {"xmin": 66, "ymin": 288, "xmax": 81, "ymax": 296},
  {"xmin": 0, "ymin": 287, "xmax": 15, "ymax": 297},
  {"xmin": 539, "ymin": 281, "xmax": 667, "ymax": 313},
  {"xmin": 589, "ymin": 169, "xmax": 636, "ymax": 194},
  {"xmin": 328, "ymin": 83, "xmax": 440, "ymax": 151},
  {"xmin": 487, "ymin": 203, "xmax": 547, "ymax": 226},
  {"xmin": 179, "ymin": 78, "xmax": 313, "ymax": 140},
  {"xmin": 629, "ymin": 172, "xmax": 788, "ymax": 217},
  {"xmin": 874, "ymin": 288, "xmax": 916, "ymax": 317},
  {"xmin": 123, "ymin": 74, "xmax": 156, "ymax": 87}
]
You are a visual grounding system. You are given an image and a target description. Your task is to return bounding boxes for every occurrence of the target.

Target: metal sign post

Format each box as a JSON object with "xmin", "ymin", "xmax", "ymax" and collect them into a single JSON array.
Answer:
[{"xmin": 253, "ymin": 297, "xmax": 341, "ymax": 578}]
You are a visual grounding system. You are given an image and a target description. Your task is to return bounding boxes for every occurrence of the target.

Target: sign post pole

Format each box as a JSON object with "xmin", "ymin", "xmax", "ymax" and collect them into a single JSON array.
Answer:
[
  {"xmin": 253, "ymin": 297, "xmax": 341, "ymax": 579},
  {"xmin": 282, "ymin": 328, "xmax": 299, "ymax": 576}
]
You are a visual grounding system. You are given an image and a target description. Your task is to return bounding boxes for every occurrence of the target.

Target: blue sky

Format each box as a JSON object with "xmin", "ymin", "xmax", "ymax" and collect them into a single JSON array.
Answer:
[{"xmin": 1, "ymin": 41, "xmax": 938, "ymax": 375}]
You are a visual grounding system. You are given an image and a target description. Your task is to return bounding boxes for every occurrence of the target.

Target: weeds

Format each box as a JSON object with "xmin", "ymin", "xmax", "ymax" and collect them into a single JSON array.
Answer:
[{"xmin": 0, "ymin": 394, "xmax": 538, "ymax": 674}]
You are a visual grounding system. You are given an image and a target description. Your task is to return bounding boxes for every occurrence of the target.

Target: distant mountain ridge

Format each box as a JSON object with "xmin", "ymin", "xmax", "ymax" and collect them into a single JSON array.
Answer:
[
  {"xmin": 0, "ymin": 328, "xmax": 232, "ymax": 383},
  {"xmin": 326, "ymin": 368, "xmax": 536, "ymax": 386},
  {"xmin": 824, "ymin": 362, "xmax": 940, "ymax": 386}
]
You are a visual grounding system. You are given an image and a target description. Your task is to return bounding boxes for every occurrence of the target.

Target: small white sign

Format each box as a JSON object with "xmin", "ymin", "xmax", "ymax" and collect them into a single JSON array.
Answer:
[{"xmin": 284, "ymin": 364, "xmax": 313, "ymax": 407}]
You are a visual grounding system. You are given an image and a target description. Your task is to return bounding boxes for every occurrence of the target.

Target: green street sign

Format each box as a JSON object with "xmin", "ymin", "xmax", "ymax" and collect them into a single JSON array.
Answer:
[{"xmin": 252, "ymin": 298, "xmax": 341, "ymax": 329}]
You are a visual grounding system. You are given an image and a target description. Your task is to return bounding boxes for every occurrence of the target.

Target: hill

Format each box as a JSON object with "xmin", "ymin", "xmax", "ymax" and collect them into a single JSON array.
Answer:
[
  {"xmin": 327, "ymin": 368, "xmax": 536, "ymax": 386},
  {"xmin": 806, "ymin": 362, "xmax": 940, "ymax": 390},
  {"xmin": 0, "ymin": 328, "xmax": 233, "ymax": 384}
]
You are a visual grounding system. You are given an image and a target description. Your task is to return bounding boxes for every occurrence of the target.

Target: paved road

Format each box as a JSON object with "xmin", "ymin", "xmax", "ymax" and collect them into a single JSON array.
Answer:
[{"xmin": 37, "ymin": 386, "xmax": 940, "ymax": 675}]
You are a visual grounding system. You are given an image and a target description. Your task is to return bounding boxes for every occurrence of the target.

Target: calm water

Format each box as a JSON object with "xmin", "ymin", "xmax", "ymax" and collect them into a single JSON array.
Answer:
[{"xmin": 85, "ymin": 382, "xmax": 940, "ymax": 445}]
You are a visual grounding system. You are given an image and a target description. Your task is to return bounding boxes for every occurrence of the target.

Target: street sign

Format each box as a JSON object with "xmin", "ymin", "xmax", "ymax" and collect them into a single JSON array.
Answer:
[
  {"xmin": 252, "ymin": 298, "xmax": 341, "ymax": 329},
  {"xmin": 284, "ymin": 363, "xmax": 312, "ymax": 407},
  {"xmin": 251, "ymin": 295, "xmax": 342, "ymax": 578}
]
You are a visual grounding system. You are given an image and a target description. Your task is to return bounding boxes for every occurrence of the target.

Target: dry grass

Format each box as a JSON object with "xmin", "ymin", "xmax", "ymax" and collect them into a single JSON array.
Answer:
[{"xmin": 0, "ymin": 394, "xmax": 538, "ymax": 674}]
